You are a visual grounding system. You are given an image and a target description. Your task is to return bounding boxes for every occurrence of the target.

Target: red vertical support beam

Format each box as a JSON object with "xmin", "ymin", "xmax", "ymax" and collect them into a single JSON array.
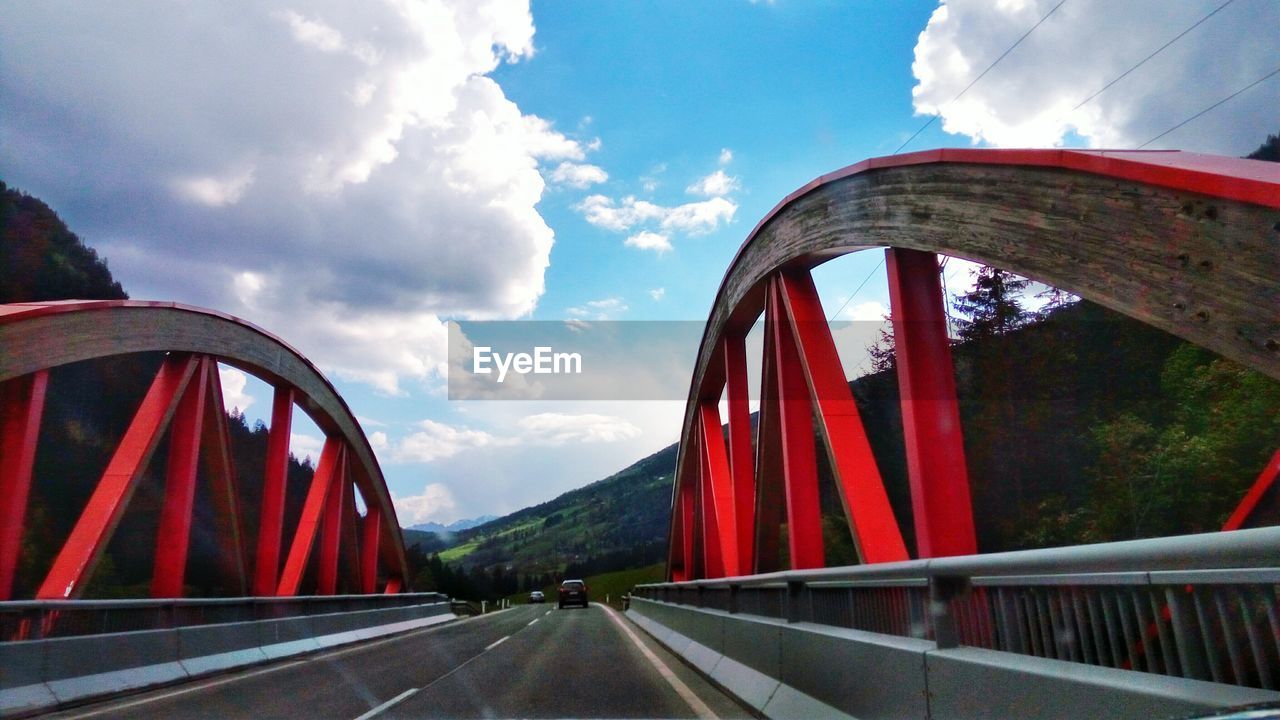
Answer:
[
  {"xmin": 754, "ymin": 299, "xmax": 785, "ymax": 574},
  {"xmin": 0, "ymin": 370, "xmax": 49, "ymax": 600},
  {"xmin": 38, "ymin": 355, "xmax": 198, "ymax": 599},
  {"xmin": 276, "ymin": 438, "xmax": 341, "ymax": 596},
  {"xmin": 317, "ymin": 453, "xmax": 346, "ymax": 595},
  {"xmin": 383, "ymin": 576, "xmax": 402, "ymax": 594},
  {"xmin": 1223, "ymin": 448, "xmax": 1280, "ymax": 531},
  {"xmin": 779, "ymin": 270, "xmax": 909, "ymax": 563},
  {"xmin": 698, "ymin": 425, "xmax": 726, "ymax": 578},
  {"xmin": 254, "ymin": 386, "xmax": 294, "ymax": 596},
  {"xmin": 680, "ymin": 460, "xmax": 697, "ymax": 580},
  {"xmin": 885, "ymin": 248, "xmax": 977, "ymax": 557},
  {"xmin": 152, "ymin": 358, "xmax": 210, "ymax": 598},
  {"xmin": 201, "ymin": 363, "xmax": 248, "ymax": 594},
  {"xmin": 723, "ymin": 333, "xmax": 756, "ymax": 574},
  {"xmin": 667, "ymin": 494, "xmax": 687, "ymax": 582},
  {"xmin": 361, "ymin": 504, "xmax": 382, "ymax": 593},
  {"xmin": 768, "ymin": 278, "xmax": 825, "ymax": 569},
  {"xmin": 699, "ymin": 402, "xmax": 739, "ymax": 577},
  {"xmin": 341, "ymin": 484, "xmax": 362, "ymax": 592}
]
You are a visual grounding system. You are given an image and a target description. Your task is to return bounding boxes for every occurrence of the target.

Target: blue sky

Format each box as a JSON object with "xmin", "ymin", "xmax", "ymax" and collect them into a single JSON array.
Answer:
[{"xmin": 3, "ymin": 0, "xmax": 1277, "ymax": 525}]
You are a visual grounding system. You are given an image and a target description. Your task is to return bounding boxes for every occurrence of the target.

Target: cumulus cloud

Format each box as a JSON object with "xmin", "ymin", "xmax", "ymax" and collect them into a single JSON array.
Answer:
[
  {"xmin": 685, "ymin": 169, "xmax": 740, "ymax": 197},
  {"xmin": 218, "ymin": 366, "xmax": 256, "ymax": 414},
  {"xmin": 393, "ymin": 482, "xmax": 459, "ymax": 525},
  {"xmin": 649, "ymin": 287, "xmax": 666, "ymax": 301},
  {"xmin": 387, "ymin": 412, "xmax": 641, "ymax": 465},
  {"xmin": 549, "ymin": 161, "xmax": 608, "ymax": 188},
  {"xmin": 625, "ymin": 231, "xmax": 673, "ymax": 254},
  {"xmin": 839, "ymin": 300, "xmax": 890, "ymax": 322},
  {"xmin": 517, "ymin": 413, "xmax": 641, "ymax": 445},
  {"xmin": 578, "ymin": 195, "xmax": 736, "ymax": 235},
  {"xmin": 394, "ymin": 419, "xmax": 508, "ymax": 463},
  {"xmin": 911, "ymin": 0, "xmax": 1279, "ymax": 153},
  {"xmin": 718, "ymin": 148, "xmax": 733, "ymax": 165},
  {"xmin": 0, "ymin": 1, "xmax": 595, "ymax": 393},
  {"xmin": 290, "ymin": 433, "xmax": 325, "ymax": 463}
]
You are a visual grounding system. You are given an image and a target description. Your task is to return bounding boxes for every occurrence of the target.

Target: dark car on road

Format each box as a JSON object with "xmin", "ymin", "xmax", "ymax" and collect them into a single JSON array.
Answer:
[{"xmin": 558, "ymin": 579, "xmax": 588, "ymax": 608}]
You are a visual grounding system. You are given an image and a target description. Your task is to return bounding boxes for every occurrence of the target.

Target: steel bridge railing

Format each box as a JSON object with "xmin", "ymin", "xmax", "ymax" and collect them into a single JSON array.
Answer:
[
  {"xmin": 0, "ymin": 591, "xmax": 448, "ymax": 641},
  {"xmin": 634, "ymin": 527, "xmax": 1280, "ymax": 691}
]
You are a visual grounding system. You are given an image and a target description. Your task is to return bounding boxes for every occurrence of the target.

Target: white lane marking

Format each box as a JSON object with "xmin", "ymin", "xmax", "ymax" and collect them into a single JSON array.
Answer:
[
  {"xmin": 601, "ymin": 605, "xmax": 718, "ymax": 720},
  {"xmin": 56, "ymin": 612, "xmax": 492, "ymax": 719},
  {"xmin": 527, "ymin": 618, "xmax": 539, "ymax": 626},
  {"xmin": 55, "ymin": 660, "xmax": 306, "ymax": 719},
  {"xmin": 352, "ymin": 688, "xmax": 419, "ymax": 720},
  {"xmin": 485, "ymin": 634, "xmax": 510, "ymax": 651}
]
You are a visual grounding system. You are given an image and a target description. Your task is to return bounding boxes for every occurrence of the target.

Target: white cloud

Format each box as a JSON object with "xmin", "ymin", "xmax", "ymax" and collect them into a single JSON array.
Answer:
[
  {"xmin": 718, "ymin": 148, "xmax": 733, "ymax": 165},
  {"xmin": 578, "ymin": 194, "xmax": 736, "ymax": 235},
  {"xmin": 625, "ymin": 231, "xmax": 672, "ymax": 254},
  {"xmin": 840, "ymin": 300, "xmax": 889, "ymax": 322},
  {"xmin": 218, "ymin": 366, "xmax": 255, "ymax": 414},
  {"xmin": 517, "ymin": 413, "xmax": 641, "ymax": 445},
  {"xmin": 685, "ymin": 169, "xmax": 739, "ymax": 197},
  {"xmin": 368, "ymin": 430, "xmax": 389, "ymax": 451},
  {"xmin": 0, "ymin": 1, "xmax": 588, "ymax": 394},
  {"xmin": 387, "ymin": 411, "xmax": 641, "ymax": 466},
  {"xmin": 290, "ymin": 432, "xmax": 325, "ymax": 463},
  {"xmin": 173, "ymin": 167, "xmax": 256, "ymax": 207},
  {"xmin": 911, "ymin": 0, "xmax": 1279, "ymax": 153},
  {"xmin": 548, "ymin": 161, "xmax": 608, "ymax": 188},
  {"xmin": 393, "ymin": 482, "xmax": 459, "ymax": 525},
  {"xmin": 394, "ymin": 419, "xmax": 508, "ymax": 463},
  {"xmin": 567, "ymin": 296, "xmax": 629, "ymax": 320},
  {"xmin": 649, "ymin": 287, "xmax": 666, "ymax": 301}
]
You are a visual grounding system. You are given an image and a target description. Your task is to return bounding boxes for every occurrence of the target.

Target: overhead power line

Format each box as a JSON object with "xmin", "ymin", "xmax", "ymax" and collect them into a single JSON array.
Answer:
[
  {"xmin": 895, "ymin": 0, "xmax": 1069, "ymax": 155},
  {"xmin": 1138, "ymin": 65, "xmax": 1280, "ymax": 149},
  {"xmin": 828, "ymin": 256, "xmax": 886, "ymax": 321},
  {"xmin": 1071, "ymin": 0, "xmax": 1237, "ymax": 112}
]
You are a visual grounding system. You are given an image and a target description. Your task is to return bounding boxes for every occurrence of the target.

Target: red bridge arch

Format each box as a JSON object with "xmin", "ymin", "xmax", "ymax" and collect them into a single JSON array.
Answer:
[
  {"xmin": 0, "ymin": 300, "xmax": 410, "ymax": 599},
  {"xmin": 670, "ymin": 149, "xmax": 1280, "ymax": 581}
]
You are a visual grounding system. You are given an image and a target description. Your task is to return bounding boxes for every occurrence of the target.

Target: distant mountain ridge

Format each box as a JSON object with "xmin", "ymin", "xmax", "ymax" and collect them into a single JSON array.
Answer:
[{"xmin": 409, "ymin": 515, "xmax": 498, "ymax": 534}]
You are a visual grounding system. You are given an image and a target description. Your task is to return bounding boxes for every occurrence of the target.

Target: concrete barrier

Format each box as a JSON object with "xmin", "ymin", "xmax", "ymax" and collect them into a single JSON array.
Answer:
[
  {"xmin": 1, "ymin": 601, "xmax": 453, "ymax": 718},
  {"xmin": 628, "ymin": 597, "xmax": 1280, "ymax": 720}
]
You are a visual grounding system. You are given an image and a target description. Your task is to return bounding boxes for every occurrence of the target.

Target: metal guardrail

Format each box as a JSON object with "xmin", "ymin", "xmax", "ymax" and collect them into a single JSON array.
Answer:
[
  {"xmin": 0, "ymin": 592, "xmax": 449, "ymax": 641},
  {"xmin": 635, "ymin": 527, "xmax": 1280, "ymax": 691}
]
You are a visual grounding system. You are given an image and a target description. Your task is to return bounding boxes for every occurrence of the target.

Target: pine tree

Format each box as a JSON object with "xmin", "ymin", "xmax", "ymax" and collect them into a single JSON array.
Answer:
[{"xmin": 952, "ymin": 266, "xmax": 1031, "ymax": 342}]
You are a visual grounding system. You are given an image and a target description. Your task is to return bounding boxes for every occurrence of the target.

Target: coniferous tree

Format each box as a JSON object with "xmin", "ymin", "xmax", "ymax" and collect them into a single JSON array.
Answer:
[{"xmin": 952, "ymin": 266, "xmax": 1030, "ymax": 342}]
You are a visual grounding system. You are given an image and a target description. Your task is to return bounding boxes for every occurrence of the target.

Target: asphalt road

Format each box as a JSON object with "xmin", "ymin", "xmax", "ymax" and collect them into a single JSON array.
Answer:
[{"xmin": 44, "ymin": 604, "xmax": 752, "ymax": 719}]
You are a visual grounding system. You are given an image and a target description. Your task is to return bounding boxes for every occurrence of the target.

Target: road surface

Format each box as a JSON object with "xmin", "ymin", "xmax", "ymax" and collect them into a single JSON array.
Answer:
[{"xmin": 43, "ymin": 604, "xmax": 751, "ymax": 719}]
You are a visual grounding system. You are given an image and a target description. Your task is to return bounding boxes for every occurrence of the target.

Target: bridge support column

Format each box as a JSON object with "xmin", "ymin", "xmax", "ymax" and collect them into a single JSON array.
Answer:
[
  {"xmin": 886, "ymin": 248, "xmax": 976, "ymax": 557},
  {"xmin": 152, "ymin": 359, "xmax": 210, "ymax": 597},
  {"xmin": 698, "ymin": 402, "xmax": 738, "ymax": 577},
  {"xmin": 723, "ymin": 333, "xmax": 755, "ymax": 574},
  {"xmin": 255, "ymin": 387, "xmax": 294, "ymax": 596},
  {"xmin": 361, "ymin": 504, "xmax": 381, "ymax": 593},
  {"xmin": 0, "ymin": 370, "xmax": 48, "ymax": 600}
]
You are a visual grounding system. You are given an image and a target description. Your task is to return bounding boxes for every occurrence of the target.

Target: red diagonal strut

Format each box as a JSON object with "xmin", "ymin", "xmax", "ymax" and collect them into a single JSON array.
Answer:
[
  {"xmin": 317, "ymin": 451, "xmax": 347, "ymax": 595},
  {"xmin": 255, "ymin": 386, "xmax": 294, "ymax": 596},
  {"xmin": 152, "ymin": 357, "xmax": 210, "ymax": 597},
  {"xmin": 1223, "ymin": 448, "xmax": 1280, "ymax": 531},
  {"xmin": 699, "ymin": 401, "xmax": 739, "ymax": 577},
  {"xmin": 767, "ymin": 277, "xmax": 825, "ymax": 569},
  {"xmin": 38, "ymin": 355, "xmax": 199, "ymax": 599},
  {"xmin": 201, "ymin": 362, "xmax": 248, "ymax": 594},
  {"xmin": 885, "ymin": 248, "xmax": 976, "ymax": 557},
  {"xmin": 778, "ymin": 270, "xmax": 909, "ymax": 563},
  {"xmin": 0, "ymin": 370, "xmax": 49, "ymax": 600},
  {"xmin": 277, "ymin": 438, "xmax": 342, "ymax": 596}
]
